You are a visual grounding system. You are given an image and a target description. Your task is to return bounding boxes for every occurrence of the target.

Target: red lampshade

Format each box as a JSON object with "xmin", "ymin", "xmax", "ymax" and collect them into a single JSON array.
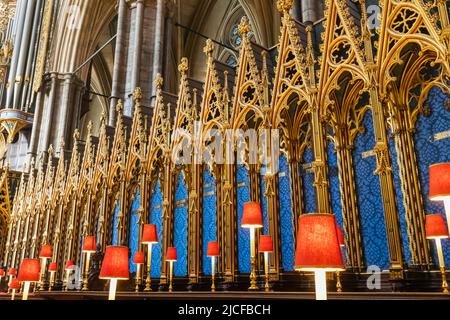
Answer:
[
  {"xmin": 49, "ymin": 263, "xmax": 58, "ymax": 272},
  {"xmin": 430, "ymin": 163, "xmax": 450, "ymax": 201},
  {"xmin": 426, "ymin": 214, "xmax": 449, "ymax": 239},
  {"xmin": 7, "ymin": 268, "xmax": 16, "ymax": 276},
  {"xmin": 9, "ymin": 279, "xmax": 20, "ymax": 290},
  {"xmin": 82, "ymin": 236, "xmax": 97, "ymax": 253},
  {"xmin": 166, "ymin": 247, "xmax": 178, "ymax": 262},
  {"xmin": 39, "ymin": 244, "xmax": 52, "ymax": 259},
  {"xmin": 99, "ymin": 246, "xmax": 130, "ymax": 280},
  {"xmin": 207, "ymin": 242, "xmax": 220, "ymax": 257},
  {"xmin": 0, "ymin": 269, "xmax": 4, "ymax": 277},
  {"xmin": 65, "ymin": 260, "xmax": 75, "ymax": 271},
  {"xmin": 337, "ymin": 227, "xmax": 345, "ymax": 247},
  {"xmin": 18, "ymin": 259, "xmax": 41, "ymax": 282},
  {"xmin": 242, "ymin": 202, "xmax": 264, "ymax": 229},
  {"xmin": 259, "ymin": 235, "xmax": 274, "ymax": 253},
  {"xmin": 133, "ymin": 252, "xmax": 145, "ymax": 265},
  {"xmin": 142, "ymin": 224, "xmax": 159, "ymax": 244},
  {"xmin": 295, "ymin": 214, "xmax": 345, "ymax": 272}
]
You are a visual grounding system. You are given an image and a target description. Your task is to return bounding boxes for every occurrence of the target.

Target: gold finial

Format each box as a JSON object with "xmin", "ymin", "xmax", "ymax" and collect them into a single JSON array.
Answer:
[
  {"xmin": 238, "ymin": 16, "xmax": 251, "ymax": 37},
  {"xmin": 73, "ymin": 129, "xmax": 80, "ymax": 141},
  {"xmin": 223, "ymin": 71, "xmax": 229, "ymax": 92},
  {"xmin": 204, "ymin": 39, "xmax": 215, "ymax": 57},
  {"xmin": 59, "ymin": 136, "xmax": 65, "ymax": 151},
  {"xmin": 48, "ymin": 144, "xmax": 54, "ymax": 158},
  {"xmin": 39, "ymin": 151, "xmax": 45, "ymax": 163},
  {"xmin": 277, "ymin": 0, "xmax": 293, "ymax": 13},
  {"xmin": 178, "ymin": 57, "xmax": 189, "ymax": 75},
  {"xmin": 133, "ymin": 87, "xmax": 143, "ymax": 101},
  {"xmin": 87, "ymin": 121, "xmax": 93, "ymax": 136},
  {"xmin": 101, "ymin": 110, "xmax": 107, "ymax": 124},
  {"xmin": 155, "ymin": 74, "xmax": 164, "ymax": 90},
  {"xmin": 167, "ymin": 103, "xmax": 172, "ymax": 120},
  {"xmin": 193, "ymin": 88, "xmax": 198, "ymax": 119},
  {"xmin": 29, "ymin": 157, "xmax": 35, "ymax": 172},
  {"xmin": 116, "ymin": 99, "xmax": 124, "ymax": 114}
]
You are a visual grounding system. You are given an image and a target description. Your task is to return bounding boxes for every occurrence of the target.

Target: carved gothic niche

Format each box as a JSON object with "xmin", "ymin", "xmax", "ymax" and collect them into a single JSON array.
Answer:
[
  {"xmin": 385, "ymin": 42, "xmax": 448, "ymax": 127},
  {"xmin": 278, "ymin": 92, "xmax": 312, "ymax": 163}
]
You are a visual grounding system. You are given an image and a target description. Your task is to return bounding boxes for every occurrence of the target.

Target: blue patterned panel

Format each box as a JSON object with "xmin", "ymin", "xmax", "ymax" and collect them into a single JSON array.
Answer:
[
  {"xmin": 260, "ymin": 165, "xmax": 270, "ymax": 235},
  {"xmin": 237, "ymin": 165, "xmax": 251, "ymax": 273},
  {"xmin": 203, "ymin": 170, "xmax": 217, "ymax": 275},
  {"xmin": 354, "ymin": 111, "xmax": 390, "ymax": 270},
  {"xmin": 112, "ymin": 203, "xmax": 119, "ymax": 246},
  {"xmin": 328, "ymin": 141, "xmax": 343, "ymax": 228},
  {"xmin": 279, "ymin": 155, "xmax": 295, "ymax": 271},
  {"xmin": 414, "ymin": 87, "xmax": 450, "ymax": 266},
  {"xmin": 174, "ymin": 172, "xmax": 188, "ymax": 277},
  {"xmin": 129, "ymin": 190, "xmax": 140, "ymax": 273},
  {"xmin": 302, "ymin": 147, "xmax": 317, "ymax": 213},
  {"xmin": 388, "ymin": 134, "xmax": 412, "ymax": 265},
  {"xmin": 150, "ymin": 180, "xmax": 163, "ymax": 278}
]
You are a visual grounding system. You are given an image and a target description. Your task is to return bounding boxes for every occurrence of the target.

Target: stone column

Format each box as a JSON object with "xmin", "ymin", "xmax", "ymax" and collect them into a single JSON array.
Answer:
[
  {"xmin": 56, "ymin": 74, "xmax": 75, "ymax": 150},
  {"xmin": 130, "ymin": 0, "xmax": 145, "ymax": 92},
  {"xmin": 28, "ymin": 88, "xmax": 44, "ymax": 159},
  {"xmin": 39, "ymin": 73, "xmax": 58, "ymax": 153},
  {"xmin": 163, "ymin": 2, "xmax": 175, "ymax": 92},
  {"xmin": 5, "ymin": 0, "xmax": 27, "ymax": 108},
  {"xmin": 301, "ymin": 0, "xmax": 322, "ymax": 23},
  {"xmin": 109, "ymin": 0, "xmax": 127, "ymax": 127},
  {"xmin": 151, "ymin": 0, "xmax": 165, "ymax": 97},
  {"xmin": 292, "ymin": 0, "xmax": 302, "ymax": 22},
  {"xmin": 13, "ymin": 0, "xmax": 38, "ymax": 109},
  {"xmin": 21, "ymin": 0, "xmax": 44, "ymax": 112}
]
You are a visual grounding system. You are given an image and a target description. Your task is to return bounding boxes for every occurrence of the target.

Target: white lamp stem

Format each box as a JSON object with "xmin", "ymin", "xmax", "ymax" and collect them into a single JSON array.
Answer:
[
  {"xmin": 23, "ymin": 282, "xmax": 30, "ymax": 301},
  {"xmin": 169, "ymin": 261, "xmax": 174, "ymax": 293},
  {"xmin": 264, "ymin": 252, "xmax": 269, "ymax": 275},
  {"xmin": 211, "ymin": 256, "xmax": 216, "ymax": 292},
  {"xmin": 65, "ymin": 270, "xmax": 70, "ymax": 291},
  {"xmin": 314, "ymin": 270, "xmax": 327, "ymax": 301},
  {"xmin": 444, "ymin": 199, "xmax": 450, "ymax": 229},
  {"xmin": 436, "ymin": 238, "xmax": 445, "ymax": 268},
  {"xmin": 250, "ymin": 228, "xmax": 256, "ymax": 258},
  {"xmin": 109, "ymin": 279, "xmax": 118, "ymax": 301},
  {"xmin": 11, "ymin": 289, "xmax": 15, "ymax": 301}
]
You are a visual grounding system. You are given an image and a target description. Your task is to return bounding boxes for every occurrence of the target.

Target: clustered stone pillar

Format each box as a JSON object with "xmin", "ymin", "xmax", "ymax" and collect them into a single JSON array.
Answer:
[
  {"xmin": 109, "ymin": 0, "xmax": 128, "ymax": 127},
  {"xmin": 109, "ymin": 0, "xmax": 174, "ymax": 122},
  {"xmin": 300, "ymin": 0, "xmax": 323, "ymax": 23},
  {"xmin": 5, "ymin": 0, "xmax": 43, "ymax": 111}
]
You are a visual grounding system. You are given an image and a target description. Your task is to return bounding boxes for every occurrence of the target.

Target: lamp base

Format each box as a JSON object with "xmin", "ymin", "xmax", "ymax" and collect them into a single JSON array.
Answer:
[
  {"xmin": 144, "ymin": 277, "xmax": 153, "ymax": 292},
  {"xmin": 336, "ymin": 272, "xmax": 343, "ymax": 293},
  {"xmin": 440, "ymin": 267, "xmax": 449, "ymax": 294}
]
